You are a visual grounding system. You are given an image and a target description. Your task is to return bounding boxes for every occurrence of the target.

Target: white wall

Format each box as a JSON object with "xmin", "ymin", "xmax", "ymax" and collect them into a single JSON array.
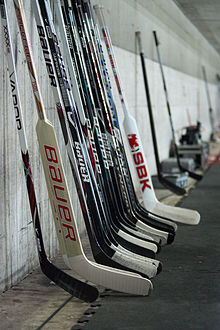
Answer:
[{"xmin": 0, "ymin": 0, "xmax": 220, "ymax": 293}]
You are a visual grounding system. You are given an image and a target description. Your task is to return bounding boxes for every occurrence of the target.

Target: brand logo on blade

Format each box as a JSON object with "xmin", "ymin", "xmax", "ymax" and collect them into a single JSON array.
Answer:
[
  {"xmin": 127, "ymin": 134, "xmax": 151, "ymax": 192},
  {"xmin": 10, "ymin": 74, "xmax": 22, "ymax": 130},
  {"xmin": 128, "ymin": 134, "xmax": 139, "ymax": 151},
  {"xmin": 44, "ymin": 144, "xmax": 77, "ymax": 242}
]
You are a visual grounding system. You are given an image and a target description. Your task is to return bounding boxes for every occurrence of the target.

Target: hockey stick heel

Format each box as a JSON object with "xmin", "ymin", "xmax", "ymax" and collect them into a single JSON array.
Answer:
[{"xmin": 41, "ymin": 262, "xmax": 98, "ymax": 302}]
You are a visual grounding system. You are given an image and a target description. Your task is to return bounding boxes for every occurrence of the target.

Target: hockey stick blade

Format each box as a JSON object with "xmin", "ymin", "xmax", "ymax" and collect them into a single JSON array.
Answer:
[
  {"xmin": 158, "ymin": 174, "xmax": 185, "ymax": 195},
  {"xmin": 41, "ymin": 261, "xmax": 98, "ymax": 302},
  {"xmin": 179, "ymin": 166, "xmax": 203, "ymax": 181}
]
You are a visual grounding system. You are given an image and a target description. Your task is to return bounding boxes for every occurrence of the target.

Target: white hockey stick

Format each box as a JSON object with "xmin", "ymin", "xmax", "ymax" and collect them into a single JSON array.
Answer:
[
  {"xmin": 93, "ymin": 4, "xmax": 200, "ymax": 225},
  {"xmin": 13, "ymin": 0, "xmax": 152, "ymax": 295}
]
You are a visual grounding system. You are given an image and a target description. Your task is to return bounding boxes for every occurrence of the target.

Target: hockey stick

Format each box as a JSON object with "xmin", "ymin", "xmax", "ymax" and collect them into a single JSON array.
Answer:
[
  {"xmin": 93, "ymin": 4, "xmax": 200, "ymax": 225},
  {"xmin": 202, "ymin": 66, "xmax": 216, "ymax": 141},
  {"xmin": 153, "ymin": 31, "xmax": 203, "ymax": 181},
  {"xmin": 35, "ymin": 0, "xmax": 160, "ymax": 281},
  {"xmin": 14, "ymin": 0, "xmax": 153, "ymax": 294},
  {"xmin": 0, "ymin": 0, "xmax": 98, "ymax": 302},
  {"xmin": 136, "ymin": 31, "xmax": 187, "ymax": 195}
]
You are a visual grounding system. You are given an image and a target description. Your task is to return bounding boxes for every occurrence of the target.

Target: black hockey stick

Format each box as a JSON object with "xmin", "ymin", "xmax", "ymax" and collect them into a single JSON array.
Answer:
[
  {"xmin": 1, "ymin": 0, "xmax": 98, "ymax": 302},
  {"xmin": 153, "ymin": 31, "xmax": 202, "ymax": 181},
  {"xmin": 136, "ymin": 31, "xmax": 186, "ymax": 195}
]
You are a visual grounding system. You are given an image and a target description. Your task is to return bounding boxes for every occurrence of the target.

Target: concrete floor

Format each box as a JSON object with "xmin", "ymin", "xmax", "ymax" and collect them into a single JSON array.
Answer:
[{"xmin": 0, "ymin": 142, "xmax": 219, "ymax": 330}]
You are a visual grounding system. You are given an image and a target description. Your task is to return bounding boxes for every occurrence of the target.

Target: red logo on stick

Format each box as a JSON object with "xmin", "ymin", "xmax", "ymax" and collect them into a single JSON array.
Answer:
[{"xmin": 128, "ymin": 134, "xmax": 139, "ymax": 151}]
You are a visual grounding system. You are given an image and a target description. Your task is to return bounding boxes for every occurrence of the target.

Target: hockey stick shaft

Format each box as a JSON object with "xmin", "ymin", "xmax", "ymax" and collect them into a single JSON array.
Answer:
[{"xmin": 202, "ymin": 66, "xmax": 215, "ymax": 134}]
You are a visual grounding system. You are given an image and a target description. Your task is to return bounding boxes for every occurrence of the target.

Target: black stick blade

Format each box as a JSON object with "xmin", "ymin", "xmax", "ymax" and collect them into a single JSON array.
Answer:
[
  {"xmin": 41, "ymin": 261, "xmax": 99, "ymax": 302},
  {"xmin": 158, "ymin": 175, "xmax": 186, "ymax": 195}
]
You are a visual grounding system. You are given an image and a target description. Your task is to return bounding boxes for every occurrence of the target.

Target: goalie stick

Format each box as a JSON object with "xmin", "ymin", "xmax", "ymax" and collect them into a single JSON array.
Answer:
[
  {"xmin": 93, "ymin": 4, "xmax": 200, "ymax": 225},
  {"xmin": 34, "ymin": 0, "xmax": 161, "ymax": 279},
  {"xmin": 14, "ymin": 0, "xmax": 154, "ymax": 294},
  {"xmin": 153, "ymin": 31, "xmax": 203, "ymax": 181},
  {"xmin": 0, "ymin": 0, "xmax": 98, "ymax": 302}
]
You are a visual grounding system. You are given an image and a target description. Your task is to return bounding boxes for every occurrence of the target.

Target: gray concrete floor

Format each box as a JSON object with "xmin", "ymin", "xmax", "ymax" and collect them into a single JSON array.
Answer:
[{"xmin": 0, "ymin": 142, "xmax": 219, "ymax": 330}]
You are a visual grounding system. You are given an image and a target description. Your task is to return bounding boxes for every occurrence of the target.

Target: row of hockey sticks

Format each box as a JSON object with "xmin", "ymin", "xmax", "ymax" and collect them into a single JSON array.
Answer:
[
  {"xmin": 5, "ymin": 0, "xmax": 153, "ymax": 300},
  {"xmin": 93, "ymin": 4, "xmax": 200, "ymax": 224},
  {"xmin": 136, "ymin": 31, "xmax": 202, "ymax": 195},
  {"xmin": 22, "ymin": 0, "xmax": 198, "ymax": 282},
  {"xmin": 54, "ymin": 2, "xmax": 167, "ymax": 253},
  {"xmin": 35, "ymin": 0, "xmax": 165, "ymax": 281},
  {"xmin": 58, "ymin": 0, "xmax": 177, "ymax": 242},
  {"xmin": 1, "ymin": 0, "xmax": 199, "ymax": 301},
  {"xmin": 23, "ymin": 0, "xmax": 172, "ymax": 290},
  {"xmin": 59, "ymin": 1, "xmax": 180, "ymax": 243},
  {"xmin": 53, "ymin": 0, "xmax": 200, "ymax": 291},
  {"xmin": 9, "ymin": 0, "xmax": 161, "ymax": 298},
  {"xmin": 78, "ymin": 2, "xmax": 178, "ymax": 232}
]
